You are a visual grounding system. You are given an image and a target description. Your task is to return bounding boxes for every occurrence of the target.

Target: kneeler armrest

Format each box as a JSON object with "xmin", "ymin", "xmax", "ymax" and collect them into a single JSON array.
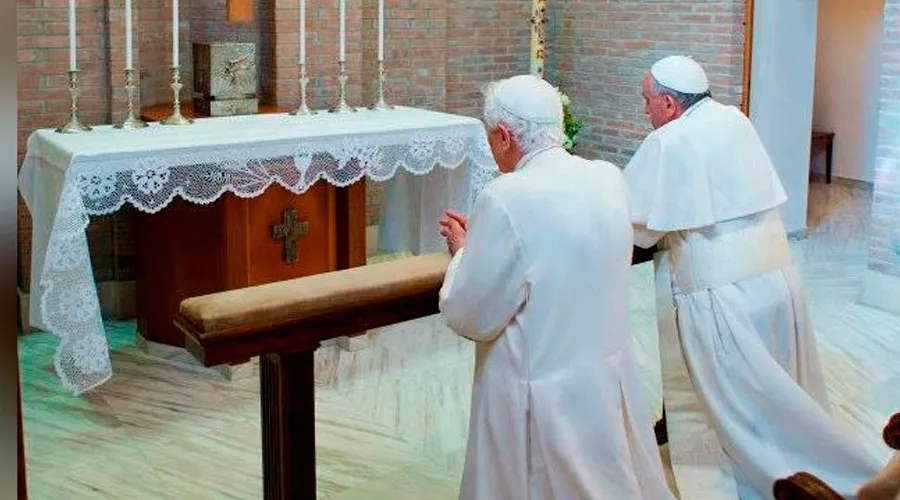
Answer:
[{"xmin": 175, "ymin": 252, "xmax": 451, "ymax": 367}]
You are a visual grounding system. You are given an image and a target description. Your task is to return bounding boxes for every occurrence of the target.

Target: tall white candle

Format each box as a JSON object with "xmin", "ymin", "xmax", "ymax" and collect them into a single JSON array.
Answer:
[
  {"xmin": 68, "ymin": 0, "xmax": 76, "ymax": 71},
  {"xmin": 125, "ymin": 0, "xmax": 133, "ymax": 70},
  {"xmin": 299, "ymin": 0, "xmax": 306, "ymax": 63},
  {"xmin": 377, "ymin": 0, "xmax": 384, "ymax": 61},
  {"xmin": 339, "ymin": 0, "xmax": 345, "ymax": 62},
  {"xmin": 172, "ymin": 0, "xmax": 179, "ymax": 66}
]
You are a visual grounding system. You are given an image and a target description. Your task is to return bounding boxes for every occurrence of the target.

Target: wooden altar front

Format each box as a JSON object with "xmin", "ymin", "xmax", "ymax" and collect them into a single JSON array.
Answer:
[
  {"xmin": 133, "ymin": 103, "xmax": 367, "ymax": 348},
  {"xmin": 133, "ymin": 182, "xmax": 366, "ymax": 348}
]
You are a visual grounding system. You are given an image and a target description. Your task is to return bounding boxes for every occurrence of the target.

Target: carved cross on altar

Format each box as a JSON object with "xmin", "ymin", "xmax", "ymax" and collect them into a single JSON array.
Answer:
[{"xmin": 272, "ymin": 209, "xmax": 309, "ymax": 265}]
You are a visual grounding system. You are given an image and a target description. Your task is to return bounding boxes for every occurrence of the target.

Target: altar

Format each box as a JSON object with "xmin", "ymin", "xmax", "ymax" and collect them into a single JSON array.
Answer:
[{"xmin": 18, "ymin": 106, "xmax": 497, "ymax": 395}]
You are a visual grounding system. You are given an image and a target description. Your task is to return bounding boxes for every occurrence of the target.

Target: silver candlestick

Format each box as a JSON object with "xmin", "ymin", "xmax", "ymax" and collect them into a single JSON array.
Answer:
[
  {"xmin": 329, "ymin": 61, "xmax": 355, "ymax": 113},
  {"xmin": 56, "ymin": 70, "xmax": 92, "ymax": 134},
  {"xmin": 369, "ymin": 60, "xmax": 393, "ymax": 110},
  {"xmin": 290, "ymin": 63, "xmax": 315, "ymax": 116},
  {"xmin": 161, "ymin": 66, "xmax": 193, "ymax": 126},
  {"xmin": 114, "ymin": 69, "xmax": 148, "ymax": 130}
]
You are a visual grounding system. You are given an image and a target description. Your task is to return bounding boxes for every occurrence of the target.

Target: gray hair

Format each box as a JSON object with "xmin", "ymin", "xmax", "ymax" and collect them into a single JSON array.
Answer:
[
  {"xmin": 649, "ymin": 76, "xmax": 712, "ymax": 110},
  {"xmin": 482, "ymin": 79, "xmax": 566, "ymax": 155}
]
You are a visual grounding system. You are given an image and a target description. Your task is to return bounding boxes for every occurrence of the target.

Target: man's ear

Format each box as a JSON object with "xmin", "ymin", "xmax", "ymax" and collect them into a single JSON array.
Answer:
[
  {"xmin": 497, "ymin": 124, "xmax": 512, "ymax": 149},
  {"xmin": 663, "ymin": 94, "xmax": 677, "ymax": 112}
]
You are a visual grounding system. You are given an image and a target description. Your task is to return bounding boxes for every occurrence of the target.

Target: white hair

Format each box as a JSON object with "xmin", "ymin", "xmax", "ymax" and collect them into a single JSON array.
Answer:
[{"xmin": 482, "ymin": 79, "xmax": 566, "ymax": 155}]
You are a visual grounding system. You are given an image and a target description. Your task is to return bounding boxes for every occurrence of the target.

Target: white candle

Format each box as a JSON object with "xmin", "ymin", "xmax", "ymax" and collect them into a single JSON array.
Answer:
[
  {"xmin": 125, "ymin": 0, "xmax": 133, "ymax": 70},
  {"xmin": 339, "ymin": 0, "xmax": 345, "ymax": 62},
  {"xmin": 377, "ymin": 0, "xmax": 384, "ymax": 61},
  {"xmin": 68, "ymin": 0, "xmax": 76, "ymax": 71},
  {"xmin": 172, "ymin": 0, "xmax": 179, "ymax": 67},
  {"xmin": 299, "ymin": 0, "xmax": 306, "ymax": 63}
]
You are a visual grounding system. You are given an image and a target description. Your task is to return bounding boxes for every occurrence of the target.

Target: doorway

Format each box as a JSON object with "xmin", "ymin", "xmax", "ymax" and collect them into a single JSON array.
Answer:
[
  {"xmin": 742, "ymin": 0, "xmax": 887, "ymax": 235},
  {"xmin": 811, "ymin": 0, "xmax": 885, "ymax": 184}
]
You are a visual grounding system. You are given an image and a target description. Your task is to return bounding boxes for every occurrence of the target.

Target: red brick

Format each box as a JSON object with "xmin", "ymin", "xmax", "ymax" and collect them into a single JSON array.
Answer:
[{"xmin": 551, "ymin": 0, "xmax": 746, "ymax": 168}]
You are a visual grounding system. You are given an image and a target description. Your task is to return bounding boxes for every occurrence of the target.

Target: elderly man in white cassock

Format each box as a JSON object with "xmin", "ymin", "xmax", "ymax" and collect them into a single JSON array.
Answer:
[
  {"xmin": 624, "ymin": 55, "xmax": 884, "ymax": 499},
  {"xmin": 437, "ymin": 74, "xmax": 676, "ymax": 500}
]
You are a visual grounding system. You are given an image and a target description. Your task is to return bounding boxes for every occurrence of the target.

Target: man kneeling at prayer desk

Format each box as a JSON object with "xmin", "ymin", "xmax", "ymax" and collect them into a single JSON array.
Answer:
[
  {"xmin": 624, "ymin": 54, "xmax": 885, "ymax": 499},
  {"xmin": 436, "ymin": 74, "xmax": 675, "ymax": 500}
]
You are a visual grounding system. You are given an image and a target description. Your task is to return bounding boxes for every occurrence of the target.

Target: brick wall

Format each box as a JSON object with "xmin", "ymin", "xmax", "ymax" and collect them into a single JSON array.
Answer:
[
  {"xmin": 270, "ymin": 0, "xmax": 365, "ymax": 110},
  {"xmin": 546, "ymin": 1, "xmax": 747, "ymax": 168},
  {"xmin": 362, "ymin": 0, "xmax": 447, "ymax": 110},
  {"xmin": 868, "ymin": 0, "xmax": 900, "ymax": 278},
  {"xmin": 139, "ymin": 0, "xmax": 192, "ymax": 106},
  {"xmin": 445, "ymin": 0, "xmax": 531, "ymax": 118}
]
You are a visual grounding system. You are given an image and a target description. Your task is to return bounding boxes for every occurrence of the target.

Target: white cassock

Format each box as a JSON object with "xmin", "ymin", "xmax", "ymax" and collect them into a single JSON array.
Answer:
[
  {"xmin": 624, "ymin": 97, "xmax": 884, "ymax": 499},
  {"xmin": 439, "ymin": 146, "xmax": 676, "ymax": 500}
]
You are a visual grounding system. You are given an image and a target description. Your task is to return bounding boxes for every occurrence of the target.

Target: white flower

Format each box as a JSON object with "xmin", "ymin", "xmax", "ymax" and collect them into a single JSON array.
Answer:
[
  {"xmin": 409, "ymin": 134, "xmax": 437, "ymax": 161},
  {"xmin": 132, "ymin": 167, "xmax": 171, "ymax": 196},
  {"xmin": 78, "ymin": 172, "xmax": 118, "ymax": 200},
  {"xmin": 560, "ymin": 93, "xmax": 571, "ymax": 107}
]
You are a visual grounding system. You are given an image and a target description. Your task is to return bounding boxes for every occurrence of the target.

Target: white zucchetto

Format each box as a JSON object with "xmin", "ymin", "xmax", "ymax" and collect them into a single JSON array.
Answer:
[
  {"xmin": 492, "ymin": 75, "xmax": 563, "ymax": 124},
  {"xmin": 650, "ymin": 55, "xmax": 710, "ymax": 94}
]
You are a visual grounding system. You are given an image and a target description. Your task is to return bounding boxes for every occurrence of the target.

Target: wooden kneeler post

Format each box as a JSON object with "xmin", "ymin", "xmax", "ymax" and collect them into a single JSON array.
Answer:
[
  {"xmin": 259, "ymin": 350, "xmax": 315, "ymax": 499},
  {"xmin": 175, "ymin": 253, "xmax": 450, "ymax": 499}
]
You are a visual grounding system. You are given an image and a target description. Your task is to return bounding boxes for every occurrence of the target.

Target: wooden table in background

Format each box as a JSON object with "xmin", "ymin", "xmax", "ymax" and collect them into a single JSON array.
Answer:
[{"xmin": 811, "ymin": 131, "xmax": 835, "ymax": 184}]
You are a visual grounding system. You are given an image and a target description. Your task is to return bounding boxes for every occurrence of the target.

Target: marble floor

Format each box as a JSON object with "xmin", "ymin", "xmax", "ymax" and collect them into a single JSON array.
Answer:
[{"xmin": 18, "ymin": 180, "xmax": 900, "ymax": 499}]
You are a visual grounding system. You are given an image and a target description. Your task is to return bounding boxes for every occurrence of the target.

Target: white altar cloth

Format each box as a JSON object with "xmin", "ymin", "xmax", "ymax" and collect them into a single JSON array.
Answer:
[{"xmin": 18, "ymin": 106, "xmax": 498, "ymax": 395}]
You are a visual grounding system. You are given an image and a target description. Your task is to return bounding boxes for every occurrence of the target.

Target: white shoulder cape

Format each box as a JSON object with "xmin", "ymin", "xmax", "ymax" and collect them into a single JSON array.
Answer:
[{"xmin": 624, "ymin": 99, "xmax": 788, "ymax": 231}]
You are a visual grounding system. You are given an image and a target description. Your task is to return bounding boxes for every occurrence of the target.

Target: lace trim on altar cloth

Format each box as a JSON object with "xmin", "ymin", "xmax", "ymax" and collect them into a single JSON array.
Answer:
[
  {"xmin": 25, "ymin": 127, "xmax": 499, "ymax": 395},
  {"xmin": 73, "ymin": 126, "xmax": 497, "ymax": 215}
]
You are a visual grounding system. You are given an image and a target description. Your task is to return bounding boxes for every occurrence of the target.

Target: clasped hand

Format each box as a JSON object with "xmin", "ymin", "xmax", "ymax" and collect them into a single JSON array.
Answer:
[{"xmin": 438, "ymin": 210, "xmax": 468, "ymax": 256}]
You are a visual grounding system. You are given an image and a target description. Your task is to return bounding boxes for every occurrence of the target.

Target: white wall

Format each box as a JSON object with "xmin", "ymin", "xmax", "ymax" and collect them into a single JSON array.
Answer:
[
  {"xmin": 750, "ymin": 0, "xmax": 820, "ymax": 235},
  {"xmin": 812, "ymin": 0, "xmax": 885, "ymax": 182}
]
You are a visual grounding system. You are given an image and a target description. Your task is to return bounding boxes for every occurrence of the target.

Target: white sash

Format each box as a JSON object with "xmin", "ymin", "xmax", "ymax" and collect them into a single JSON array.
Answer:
[{"xmin": 667, "ymin": 212, "xmax": 791, "ymax": 294}]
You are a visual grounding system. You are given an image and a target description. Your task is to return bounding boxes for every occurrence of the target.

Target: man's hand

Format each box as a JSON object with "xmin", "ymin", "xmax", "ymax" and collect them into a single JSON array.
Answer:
[
  {"xmin": 444, "ymin": 210, "xmax": 468, "ymax": 230},
  {"xmin": 439, "ymin": 210, "xmax": 468, "ymax": 256}
]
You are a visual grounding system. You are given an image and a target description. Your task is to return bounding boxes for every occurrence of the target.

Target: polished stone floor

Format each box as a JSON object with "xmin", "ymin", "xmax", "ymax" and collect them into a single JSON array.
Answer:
[{"xmin": 18, "ymin": 180, "xmax": 900, "ymax": 499}]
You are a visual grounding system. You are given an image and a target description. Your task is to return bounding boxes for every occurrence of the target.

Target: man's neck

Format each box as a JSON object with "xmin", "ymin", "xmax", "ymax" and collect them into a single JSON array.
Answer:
[
  {"xmin": 683, "ymin": 96, "xmax": 711, "ymax": 117},
  {"xmin": 514, "ymin": 145, "xmax": 560, "ymax": 171}
]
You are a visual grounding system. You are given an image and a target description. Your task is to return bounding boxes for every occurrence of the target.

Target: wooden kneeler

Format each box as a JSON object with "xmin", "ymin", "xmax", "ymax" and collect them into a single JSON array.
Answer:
[{"xmin": 175, "ymin": 253, "xmax": 451, "ymax": 499}]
